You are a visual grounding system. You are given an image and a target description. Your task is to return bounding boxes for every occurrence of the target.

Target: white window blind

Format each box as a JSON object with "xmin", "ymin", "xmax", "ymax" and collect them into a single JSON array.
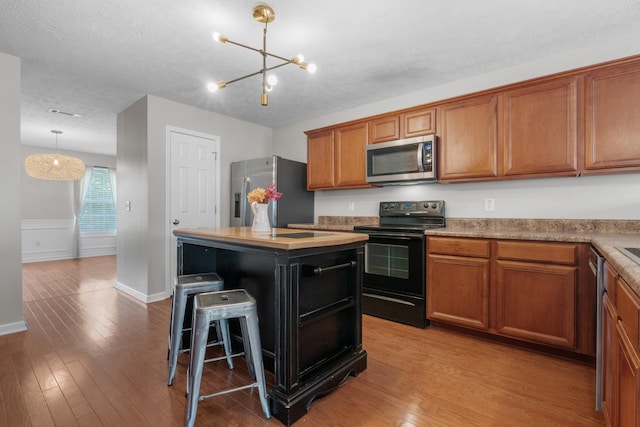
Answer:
[{"xmin": 79, "ymin": 166, "xmax": 116, "ymax": 232}]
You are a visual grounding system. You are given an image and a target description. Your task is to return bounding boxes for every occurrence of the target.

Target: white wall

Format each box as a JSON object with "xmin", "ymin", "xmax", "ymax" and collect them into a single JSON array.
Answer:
[
  {"xmin": 0, "ymin": 52, "xmax": 25, "ymax": 335},
  {"xmin": 116, "ymin": 97, "xmax": 150, "ymax": 299},
  {"xmin": 116, "ymin": 95, "xmax": 273, "ymax": 302},
  {"xmin": 272, "ymin": 35, "xmax": 640, "ymax": 221}
]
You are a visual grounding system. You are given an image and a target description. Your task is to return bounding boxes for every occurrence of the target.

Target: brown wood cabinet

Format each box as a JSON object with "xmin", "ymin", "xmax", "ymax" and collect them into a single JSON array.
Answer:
[
  {"xmin": 427, "ymin": 237, "xmax": 490, "ymax": 330},
  {"xmin": 501, "ymin": 76, "xmax": 580, "ymax": 177},
  {"xmin": 438, "ymin": 75, "xmax": 580, "ymax": 182},
  {"xmin": 427, "ymin": 237, "xmax": 594, "ymax": 356},
  {"xmin": 306, "ymin": 54, "xmax": 640, "ymax": 188},
  {"xmin": 584, "ymin": 59, "xmax": 640, "ymax": 174},
  {"xmin": 494, "ymin": 244, "xmax": 578, "ymax": 350},
  {"xmin": 601, "ymin": 261, "xmax": 640, "ymax": 427},
  {"xmin": 602, "ymin": 292, "xmax": 617, "ymax": 427},
  {"xmin": 369, "ymin": 107, "xmax": 436, "ymax": 144},
  {"xmin": 437, "ymin": 95, "xmax": 499, "ymax": 181},
  {"xmin": 306, "ymin": 122, "xmax": 370, "ymax": 190}
]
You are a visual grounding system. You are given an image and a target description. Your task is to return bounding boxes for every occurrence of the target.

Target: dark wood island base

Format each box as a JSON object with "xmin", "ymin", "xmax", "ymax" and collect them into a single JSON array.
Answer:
[
  {"xmin": 174, "ymin": 227, "xmax": 369, "ymax": 425},
  {"xmin": 269, "ymin": 350, "xmax": 367, "ymax": 425}
]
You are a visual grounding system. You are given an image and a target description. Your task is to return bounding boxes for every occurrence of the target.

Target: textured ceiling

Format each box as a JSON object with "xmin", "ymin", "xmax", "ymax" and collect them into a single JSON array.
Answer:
[{"xmin": 2, "ymin": 0, "xmax": 640, "ymax": 156}]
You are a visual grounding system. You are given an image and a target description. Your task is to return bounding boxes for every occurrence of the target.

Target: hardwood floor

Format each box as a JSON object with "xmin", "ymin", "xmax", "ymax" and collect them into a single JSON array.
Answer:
[{"xmin": 1, "ymin": 256, "xmax": 604, "ymax": 426}]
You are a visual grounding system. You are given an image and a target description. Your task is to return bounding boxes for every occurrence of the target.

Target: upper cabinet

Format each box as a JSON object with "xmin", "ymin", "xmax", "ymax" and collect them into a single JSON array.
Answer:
[
  {"xmin": 306, "ymin": 122, "xmax": 370, "ymax": 191},
  {"xmin": 501, "ymin": 76, "xmax": 580, "ymax": 178},
  {"xmin": 438, "ymin": 94, "xmax": 499, "ymax": 181},
  {"xmin": 305, "ymin": 54, "xmax": 640, "ymax": 189},
  {"xmin": 369, "ymin": 107, "xmax": 436, "ymax": 144},
  {"xmin": 306, "ymin": 129, "xmax": 335, "ymax": 190},
  {"xmin": 438, "ymin": 76, "xmax": 580, "ymax": 182},
  {"xmin": 584, "ymin": 59, "xmax": 640, "ymax": 174}
]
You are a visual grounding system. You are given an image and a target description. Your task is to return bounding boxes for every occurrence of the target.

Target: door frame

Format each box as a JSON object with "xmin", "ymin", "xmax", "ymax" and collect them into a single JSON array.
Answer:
[{"xmin": 164, "ymin": 125, "xmax": 221, "ymax": 297}]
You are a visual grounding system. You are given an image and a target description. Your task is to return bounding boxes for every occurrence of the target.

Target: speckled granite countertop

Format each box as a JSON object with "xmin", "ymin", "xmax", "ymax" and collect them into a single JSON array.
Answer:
[{"xmin": 290, "ymin": 217, "xmax": 640, "ymax": 297}]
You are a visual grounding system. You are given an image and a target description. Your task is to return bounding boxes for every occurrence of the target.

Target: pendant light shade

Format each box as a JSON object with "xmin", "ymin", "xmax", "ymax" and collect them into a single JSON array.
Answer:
[{"xmin": 24, "ymin": 130, "xmax": 86, "ymax": 181}]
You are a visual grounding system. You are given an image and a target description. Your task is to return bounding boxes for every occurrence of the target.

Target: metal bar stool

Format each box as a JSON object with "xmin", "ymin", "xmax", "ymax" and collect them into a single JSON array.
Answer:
[
  {"xmin": 167, "ymin": 273, "xmax": 234, "ymax": 386},
  {"xmin": 185, "ymin": 289, "xmax": 271, "ymax": 427}
]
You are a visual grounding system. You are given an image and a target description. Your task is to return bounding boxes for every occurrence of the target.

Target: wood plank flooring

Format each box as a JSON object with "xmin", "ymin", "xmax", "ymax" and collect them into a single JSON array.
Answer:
[{"xmin": 0, "ymin": 256, "xmax": 604, "ymax": 426}]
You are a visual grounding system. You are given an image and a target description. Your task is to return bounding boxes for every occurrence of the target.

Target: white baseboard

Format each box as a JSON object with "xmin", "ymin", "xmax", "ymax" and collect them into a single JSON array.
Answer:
[
  {"xmin": 0, "ymin": 319, "xmax": 28, "ymax": 336},
  {"xmin": 114, "ymin": 281, "xmax": 170, "ymax": 304}
]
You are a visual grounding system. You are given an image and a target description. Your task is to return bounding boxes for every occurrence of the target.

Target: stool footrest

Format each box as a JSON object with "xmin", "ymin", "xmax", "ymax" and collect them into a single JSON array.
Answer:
[
  {"xmin": 198, "ymin": 382, "xmax": 259, "ymax": 401},
  {"xmin": 178, "ymin": 340, "xmax": 225, "ymax": 355},
  {"xmin": 203, "ymin": 351, "xmax": 244, "ymax": 364}
]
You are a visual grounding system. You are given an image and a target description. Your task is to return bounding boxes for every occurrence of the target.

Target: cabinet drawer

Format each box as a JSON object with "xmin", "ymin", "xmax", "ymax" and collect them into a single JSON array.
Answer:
[
  {"xmin": 617, "ymin": 277, "xmax": 640, "ymax": 350},
  {"xmin": 496, "ymin": 241, "xmax": 578, "ymax": 265},
  {"xmin": 427, "ymin": 237, "xmax": 490, "ymax": 258}
]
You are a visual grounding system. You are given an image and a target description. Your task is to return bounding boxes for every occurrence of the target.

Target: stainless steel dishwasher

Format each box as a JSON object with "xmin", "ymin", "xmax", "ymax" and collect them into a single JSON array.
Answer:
[{"xmin": 589, "ymin": 246, "xmax": 604, "ymax": 411}]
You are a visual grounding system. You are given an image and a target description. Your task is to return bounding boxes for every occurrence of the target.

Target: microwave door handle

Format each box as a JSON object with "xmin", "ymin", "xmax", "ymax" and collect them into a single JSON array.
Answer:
[{"xmin": 417, "ymin": 142, "xmax": 425, "ymax": 172}]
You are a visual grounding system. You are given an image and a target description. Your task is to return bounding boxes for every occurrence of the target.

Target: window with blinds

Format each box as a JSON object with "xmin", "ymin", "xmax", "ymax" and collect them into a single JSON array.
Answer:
[{"xmin": 79, "ymin": 166, "xmax": 116, "ymax": 232}]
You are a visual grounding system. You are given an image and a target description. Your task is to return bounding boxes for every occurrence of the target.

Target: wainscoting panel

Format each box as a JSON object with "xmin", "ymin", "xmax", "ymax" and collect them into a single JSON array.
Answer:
[
  {"xmin": 22, "ymin": 219, "xmax": 116, "ymax": 262},
  {"xmin": 22, "ymin": 219, "xmax": 74, "ymax": 262}
]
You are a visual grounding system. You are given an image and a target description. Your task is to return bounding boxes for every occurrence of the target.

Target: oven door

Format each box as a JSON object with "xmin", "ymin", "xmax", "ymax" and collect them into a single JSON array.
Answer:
[{"xmin": 362, "ymin": 232, "xmax": 425, "ymax": 297}]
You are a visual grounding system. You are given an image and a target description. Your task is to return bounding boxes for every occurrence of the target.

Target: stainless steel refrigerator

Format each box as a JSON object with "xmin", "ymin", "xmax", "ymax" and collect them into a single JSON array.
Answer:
[{"xmin": 230, "ymin": 156, "xmax": 314, "ymax": 228}]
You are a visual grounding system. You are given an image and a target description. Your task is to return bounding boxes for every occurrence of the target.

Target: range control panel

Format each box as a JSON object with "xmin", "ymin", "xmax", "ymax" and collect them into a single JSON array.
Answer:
[{"xmin": 379, "ymin": 200, "xmax": 445, "ymax": 217}]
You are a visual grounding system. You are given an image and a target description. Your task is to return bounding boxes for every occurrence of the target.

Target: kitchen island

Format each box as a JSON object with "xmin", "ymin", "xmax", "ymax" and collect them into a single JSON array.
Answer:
[{"xmin": 173, "ymin": 227, "xmax": 368, "ymax": 426}]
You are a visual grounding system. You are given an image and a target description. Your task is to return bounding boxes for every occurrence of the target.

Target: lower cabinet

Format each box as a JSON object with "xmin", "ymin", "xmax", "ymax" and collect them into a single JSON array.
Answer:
[
  {"xmin": 602, "ymin": 263, "xmax": 640, "ymax": 427},
  {"xmin": 427, "ymin": 237, "xmax": 490, "ymax": 330},
  {"xmin": 427, "ymin": 237, "xmax": 594, "ymax": 356}
]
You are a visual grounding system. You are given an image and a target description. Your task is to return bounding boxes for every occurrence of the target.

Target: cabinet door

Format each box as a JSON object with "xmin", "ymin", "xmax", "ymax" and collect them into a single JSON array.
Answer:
[
  {"xmin": 494, "ymin": 260, "xmax": 577, "ymax": 349},
  {"xmin": 602, "ymin": 293, "xmax": 618, "ymax": 427},
  {"xmin": 306, "ymin": 129, "xmax": 335, "ymax": 190},
  {"xmin": 427, "ymin": 254, "xmax": 490, "ymax": 330},
  {"xmin": 616, "ymin": 321, "xmax": 640, "ymax": 427},
  {"xmin": 334, "ymin": 122, "xmax": 370, "ymax": 188},
  {"xmin": 502, "ymin": 76, "xmax": 579, "ymax": 177},
  {"xmin": 402, "ymin": 107, "xmax": 436, "ymax": 138},
  {"xmin": 369, "ymin": 115, "xmax": 400, "ymax": 144},
  {"xmin": 438, "ymin": 95, "xmax": 499, "ymax": 181},
  {"xmin": 584, "ymin": 60, "xmax": 640, "ymax": 173}
]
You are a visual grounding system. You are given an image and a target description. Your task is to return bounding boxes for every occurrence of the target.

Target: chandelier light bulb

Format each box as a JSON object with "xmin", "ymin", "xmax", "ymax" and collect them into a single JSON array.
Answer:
[
  {"xmin": 295, "ymin": 54, "xmax": 304, "ymax": 63},
  {"xmin": 207, "ymin": 81, "xmax": 226, "ymax": 92},
  {"xmin": 264, "ymin": 84, "xmax": 274, "ymax": 92},
  {"xmin": 307, "ymin": 63, "xmax": 317, "ymax": 74},
  {"xmin": 212, "ymin": 32, "xmax": 228, "ymax": 43},
  {"xmin": 267, "ymin": 74, "xmax": 278, "ymax": 86}
]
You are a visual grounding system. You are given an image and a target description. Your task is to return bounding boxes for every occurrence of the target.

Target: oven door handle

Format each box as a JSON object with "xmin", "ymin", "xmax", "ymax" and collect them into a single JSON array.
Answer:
[{"xmin": 364, "ymin": 233, "xmax": 422, "ymax": 240}]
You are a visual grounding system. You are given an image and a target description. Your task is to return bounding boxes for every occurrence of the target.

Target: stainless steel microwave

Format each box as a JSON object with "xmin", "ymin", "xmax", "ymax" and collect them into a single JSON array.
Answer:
[{"xmin": 366, "ymin": 135, "xmax": 437, "ymax": 185}]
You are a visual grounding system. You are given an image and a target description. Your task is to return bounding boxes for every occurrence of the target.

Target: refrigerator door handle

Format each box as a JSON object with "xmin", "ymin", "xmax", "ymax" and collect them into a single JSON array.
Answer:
[{"xmin": 242, "ymin": 177, "xmax": 251, "ymax": 226}]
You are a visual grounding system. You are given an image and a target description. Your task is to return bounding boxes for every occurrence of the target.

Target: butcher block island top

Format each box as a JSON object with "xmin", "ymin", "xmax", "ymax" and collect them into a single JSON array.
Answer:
[{"xmin": 173, "ymin": 226, "xmax": 368, "ymax": 250}]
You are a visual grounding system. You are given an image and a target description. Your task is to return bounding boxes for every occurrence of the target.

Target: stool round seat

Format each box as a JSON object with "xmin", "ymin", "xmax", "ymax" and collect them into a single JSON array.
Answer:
[
  {"xmin": 186, "ymin": 289, "xmax": 271, "ymax": 426},
  {"xmin": 167, "ymin": 273, "xmax": 233, "ymax": 386}
]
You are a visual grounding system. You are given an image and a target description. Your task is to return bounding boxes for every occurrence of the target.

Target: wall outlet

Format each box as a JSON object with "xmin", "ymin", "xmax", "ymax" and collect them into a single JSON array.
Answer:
[
  {"xmin": 484, "ymin": 198, "xmax": 495, "ymax": 211},
  {"xmin": 348, "ymin": 202, "xmax": 355, "ymax": 212}
]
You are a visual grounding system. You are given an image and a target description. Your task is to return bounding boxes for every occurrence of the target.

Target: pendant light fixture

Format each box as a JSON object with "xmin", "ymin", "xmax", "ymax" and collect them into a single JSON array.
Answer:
[
  {"xmin": 207, "ymin": 4, "xmax": 316, "ymax": 106},
  {"xmin": 25, "ymin": 130, "xmax": 85, "ymax": 180}
]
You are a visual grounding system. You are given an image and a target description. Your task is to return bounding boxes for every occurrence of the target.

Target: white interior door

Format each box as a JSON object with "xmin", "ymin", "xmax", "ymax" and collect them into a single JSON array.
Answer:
[{"xmin": 168, "ymin": 128, "xmax": 220, "ymax": 293}]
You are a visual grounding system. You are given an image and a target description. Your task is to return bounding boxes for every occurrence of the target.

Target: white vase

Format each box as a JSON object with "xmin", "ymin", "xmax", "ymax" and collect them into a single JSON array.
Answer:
[{"xmin": 251, "ymin": 202, "xmax": 271, "ymax": 233}]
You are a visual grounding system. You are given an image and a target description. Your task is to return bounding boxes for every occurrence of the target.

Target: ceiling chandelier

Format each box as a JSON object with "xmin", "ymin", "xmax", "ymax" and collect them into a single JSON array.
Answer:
[
  {"xmin": 24, "ymin": 130, "xmax": 85, "ymax": 181},
  {"xmin": 207, "ymin": 4, "xmax": 316, "ymax": 106}
]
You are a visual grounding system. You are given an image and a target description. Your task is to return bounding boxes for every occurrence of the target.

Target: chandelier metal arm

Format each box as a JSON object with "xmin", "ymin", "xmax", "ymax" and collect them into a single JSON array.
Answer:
[{"xmin": 224, "ymin": 69, "xmax": 265, "ymax": 86}]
